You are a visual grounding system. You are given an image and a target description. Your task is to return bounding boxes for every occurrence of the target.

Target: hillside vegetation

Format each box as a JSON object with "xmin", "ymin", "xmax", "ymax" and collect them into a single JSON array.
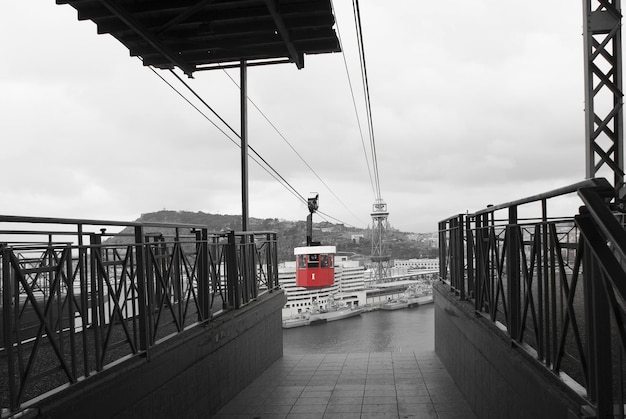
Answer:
[{"xmin": 128, "ymin": 210, "xmax": 438, "ymax": 263}]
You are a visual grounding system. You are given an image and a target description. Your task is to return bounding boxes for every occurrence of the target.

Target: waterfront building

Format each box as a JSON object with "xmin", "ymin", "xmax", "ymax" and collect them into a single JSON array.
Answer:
[
  {"xmin": 279, "ymin": 254, "xmax": 366, "ymax": 318},
  {"xmin": 393, "ymin": 258, "xmax": 439, "ymax": 271}
]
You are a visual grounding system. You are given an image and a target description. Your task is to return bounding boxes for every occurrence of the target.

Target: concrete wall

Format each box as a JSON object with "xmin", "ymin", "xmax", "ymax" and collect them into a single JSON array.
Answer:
[
  {"xmin": 33, "ymin": 290, "xmax": 286, "ymax": 419},
  {"xmin": 434, "ymin": 282, "xmax": 590, "ymax": 419}
]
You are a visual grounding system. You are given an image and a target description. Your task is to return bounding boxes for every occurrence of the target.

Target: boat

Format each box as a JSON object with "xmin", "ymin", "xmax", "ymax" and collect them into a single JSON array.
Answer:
[
  {"xmin": 309, "ymin": 293, "xmax": 363, "ymax": 322},
  {"xmin": 282, "ymin": 317, "xmax": 311, "ymax": 328},
  {"xmin": 380, "ymin": 300, "xmax": 409, "ymax": 310},
  {"xmin": 311, "ymin": 306, "xmax": 364, "ymax": 322},
  {"xmin": 381, "ymin": 282, "xmax": 433, "ymax": 310},
  {"xmin": 282, "ymin": 311, "xmax": 312, "ymax": 328},
  {"xmin": 413, "ymin": 293, "xmax": 433, "ymax": 306},
  {"xmin": 409, "ymin": 283, "xmax": 433, "ymax": 306}
]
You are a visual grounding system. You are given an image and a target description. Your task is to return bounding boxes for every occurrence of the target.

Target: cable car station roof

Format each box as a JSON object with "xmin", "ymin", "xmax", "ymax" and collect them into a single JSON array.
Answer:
[{"xmin": 57, "ymin": 0, "xmax": 341, "ymax": 76}]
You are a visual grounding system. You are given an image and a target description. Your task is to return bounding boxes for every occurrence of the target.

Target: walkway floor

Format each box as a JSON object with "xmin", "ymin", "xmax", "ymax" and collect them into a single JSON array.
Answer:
[{"xmin": 213, "ymin": 351, "xmax": 476, "ymax": 419}]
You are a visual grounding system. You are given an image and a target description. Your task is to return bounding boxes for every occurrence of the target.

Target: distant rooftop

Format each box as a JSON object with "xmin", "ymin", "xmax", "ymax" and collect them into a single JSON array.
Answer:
[{"xmin": 57, "ymin": 0, "xmax": 341, "ymax": 76}]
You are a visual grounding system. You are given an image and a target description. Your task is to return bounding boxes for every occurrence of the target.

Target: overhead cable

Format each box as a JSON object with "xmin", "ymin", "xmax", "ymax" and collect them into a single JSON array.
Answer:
[
  {"xmin": 147, "ymin": 63, "xmax": 361, "ymax": 228},
  {"xmin": 147, "ymin": 65, "xmax": 308, "ymax": 206},
  {"xmin": 353, "ymin": 0, "xmax": 382, "ymax": 200},
  {"xmin": 219, "ymin": 66, "xmax": 366, "ymax": 226},
  {"xmin": 330, "ymin": 0, "xmax": 377, "ymax": 200}
]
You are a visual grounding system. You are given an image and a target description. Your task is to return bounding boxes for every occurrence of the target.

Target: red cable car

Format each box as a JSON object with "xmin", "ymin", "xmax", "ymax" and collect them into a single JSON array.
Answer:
[
  {"xmin": 294, "ymin": 194, "xmax": 336, "ymax": 288},
  {"xmin": 295, "ymin": 245, "xmax": 336, "ymax": 288}
]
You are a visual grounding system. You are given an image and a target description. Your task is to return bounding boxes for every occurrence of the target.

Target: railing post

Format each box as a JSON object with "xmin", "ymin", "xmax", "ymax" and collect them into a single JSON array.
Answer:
[
  {"xmin": 150, "ymin": 234, "xmax": 163, "ymax": 342},
  {"xmin": 507, "ymin": 206, "xmax": 521, "ymax": 341},
  {"xmin": 226, "ymin": 230, "xmax": 240, "ymax": 309},
  {"xmin": 448, "ymin": 215, "xmax": 465, "ymax": 295},
  {"xmin": 134, "ymin": 225, "xmax": 149, "ymax": 353},
  {"xmin": 240, "ymin": 233, "xmax": 250, "ymax": 304},
  {"xmin": 64, "ymin": 244, "xmax": 77, "ymax": 380},
  {"xmin": 76, "ymin": 224, "xmax": 91, "ymax": 377},
  {"xmin": 174, "ymin": 228, "xmax": 182, "ymax": 323},
  {"xmin": 449, "ymin": 217, "xmax": 458, "ymax": 291},
  {"xmin": 582, "ymin": 231, "xmax": 613, "ymax": 416},
  {"xmin": 247, "ymin": 233, "xmax": 258, "ymax": 301},
  {"xmin": 438, "ymin": 221, "xmax": 447, "ymax": 282},
  {"xmin": 196, "ymin": 228, "xmax": 210, "ymax": 321},
  {"xmin": 538, "ymin": 199, "xmax": 547, "ymax": 362},
  {"xmin": 2, "ymin": 246, "xmax": 18, "ymax": 411},
  {"xmin": 548, "ymin": 210, "xmax": 557, "ymax": 367},
  {"xmin": 475, "ymin": 213, "xmax": 489, "ymax": 312},
  {"xmin": 89, "ymin": 233, "xmax": 104, "ymax": 371},
  {"xmin": 266, "ymin": 232, "xmax": 279, "ymax": 290},
  {"xmin": 465, "ymin": 214, "xmax": 475, "ymax": 301},
  {"xmin": 456, "ymin": 214, "xmax": 465, "ymax": 300}
]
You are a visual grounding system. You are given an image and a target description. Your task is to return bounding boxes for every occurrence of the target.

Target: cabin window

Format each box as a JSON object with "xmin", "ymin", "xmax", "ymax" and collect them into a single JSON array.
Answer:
[
  {"xmin": 298, "ymin": 255, "xmax": 306, "ymax": 269},
  {"xmin": 308, "ymin": 253, "xmax": 319, "ymax": 268},
  {"xmin": 321, "ymin": 254, "xmax": 328, "ymax": 267}
]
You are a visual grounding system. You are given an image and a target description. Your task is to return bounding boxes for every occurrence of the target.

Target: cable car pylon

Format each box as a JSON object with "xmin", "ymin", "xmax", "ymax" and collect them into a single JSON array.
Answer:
[{"xmin": 371, "ymin": 198, "xmax": 391, "ymax": 282}]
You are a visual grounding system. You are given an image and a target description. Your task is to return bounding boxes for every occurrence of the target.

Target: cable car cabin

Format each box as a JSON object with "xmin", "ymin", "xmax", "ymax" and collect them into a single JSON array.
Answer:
[{"xmin": 294, "ymin": 245, "xmax": 336, "ymax": 288}]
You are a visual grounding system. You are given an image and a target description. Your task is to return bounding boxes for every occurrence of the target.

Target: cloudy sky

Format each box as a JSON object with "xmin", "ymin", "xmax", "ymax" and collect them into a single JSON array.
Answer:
[{"xmin": 1, "ymin": 1, "xmax": 591, "ymax": 233}]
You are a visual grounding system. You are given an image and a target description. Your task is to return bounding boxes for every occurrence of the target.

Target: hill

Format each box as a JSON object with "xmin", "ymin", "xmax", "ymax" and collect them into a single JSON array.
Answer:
[{"xmin": 122, "ymin": 210, "xmax": 438, "ymax": 263}]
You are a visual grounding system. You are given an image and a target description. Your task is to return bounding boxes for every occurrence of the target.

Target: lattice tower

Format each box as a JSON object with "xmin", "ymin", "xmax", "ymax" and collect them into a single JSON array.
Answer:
[
  {"xmin": 584, "ymin": 0, "xmax": 624, "ymax": 194},
  {"xmin": 371, "ymin": 198, "xmax": 391, "ymax": 282}
]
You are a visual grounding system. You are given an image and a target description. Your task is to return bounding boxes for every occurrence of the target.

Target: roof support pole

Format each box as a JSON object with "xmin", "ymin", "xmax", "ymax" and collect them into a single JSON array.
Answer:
[{"xmin": 240, "ymin": 60, "xmax": 249, "ymax": 231}]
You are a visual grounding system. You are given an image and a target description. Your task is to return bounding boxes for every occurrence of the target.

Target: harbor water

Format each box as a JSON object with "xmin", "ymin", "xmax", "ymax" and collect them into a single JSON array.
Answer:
[{"xmin": 283, "ymin": 304, "xmax": 434, "ymax": 354}]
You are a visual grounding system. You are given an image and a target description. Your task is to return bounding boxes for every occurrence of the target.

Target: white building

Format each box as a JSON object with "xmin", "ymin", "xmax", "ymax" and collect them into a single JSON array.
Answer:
[
  {"xmin": 393, "ymin": 258, "xmax": 439, "ymax": 271},
  {"xmin": 279, "ymin": 255, "xmax": 366, "ymax": 319}
]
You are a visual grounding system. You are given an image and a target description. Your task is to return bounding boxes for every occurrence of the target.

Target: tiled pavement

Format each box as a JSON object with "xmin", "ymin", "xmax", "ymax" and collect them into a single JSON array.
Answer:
[{"xmin": 213, "ymin": 351, "xmax": 476, "ymax": 419}]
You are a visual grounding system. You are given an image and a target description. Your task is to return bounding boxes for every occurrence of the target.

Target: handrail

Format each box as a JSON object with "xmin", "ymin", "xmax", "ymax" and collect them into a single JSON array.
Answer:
[
  {"xmin": 574, "ymin": 186, "xmax": 626, "ymax": 417},
  {"xmin": 0, "ymin": 214, "xmax": 207, "ymax": 229},
  {"xmin": 439, "ymin": 178, "xmax": 613, "ymax": 224},
  {"xmin": 578, "ymin": 186, "xmax": 626, "ymax": 263},
  {"xmin": 472, "ymin": 178, "xmax": 613, "ymax": 216},
  {"xmin": 0, "ymin": 217, "xmax": 280, "ymax": 415},
  {"xmin": 438, "ymin": 177, "xmax": 626, "ymax": 418}
]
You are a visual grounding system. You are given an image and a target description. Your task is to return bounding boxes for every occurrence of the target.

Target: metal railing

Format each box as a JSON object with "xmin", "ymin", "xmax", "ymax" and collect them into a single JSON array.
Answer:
[
  {"xmin": 439, "ymin": 177, "xmax": 626, "ymax": 417},
  {"xmin": 0, "ymin": 215, "xmax": 279, "ymax": 415}
]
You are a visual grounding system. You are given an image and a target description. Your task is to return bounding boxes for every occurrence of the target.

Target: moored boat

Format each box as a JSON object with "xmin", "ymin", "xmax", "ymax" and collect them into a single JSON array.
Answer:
[
  {"xmin": 282, "ymin": 311, "xmax": 312, "ymax": 329},
  {"xmin": 311, "ymin": 306, "xmax": 363, "ymax": 322},
  {"xmin": 380, "ymin": 300, "xmax": 408, "ymax": 310},
  {"xmin": 414, "ymin": 293, "xmax": 433, "ymax": 305},
  {"xmin": 282, "ymin": 317, "xmax": 311, "ymax": 328},
  {"xmin": 410, "ymin": 283, "xmax": 433, "ymax": 305},
  {"xmin": 381, "ymin": 282, "xmax": 433, "ymax": 310}
]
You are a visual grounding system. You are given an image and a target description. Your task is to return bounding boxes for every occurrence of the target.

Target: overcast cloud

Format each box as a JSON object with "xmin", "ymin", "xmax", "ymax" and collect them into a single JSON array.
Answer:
[{"xmin": 1, "ymin": 1, "xmax": 592, "ymax": 233}]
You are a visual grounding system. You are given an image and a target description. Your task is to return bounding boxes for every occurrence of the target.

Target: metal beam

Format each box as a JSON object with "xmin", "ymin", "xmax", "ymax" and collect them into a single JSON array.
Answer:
[
  {"xmin": 583, "ymin": 0, "xmax": 624, "ymax": 193},
  {"xmin": 263, "ymin": 0, "xmax": 304, "ymax": 69},
  {"xmin": 155, "ymin": 0, "xmax": 217, "ymax": 35},
  {"xmin": 96, "ymin": 0, "xmax": 196, "ymax": 76}
]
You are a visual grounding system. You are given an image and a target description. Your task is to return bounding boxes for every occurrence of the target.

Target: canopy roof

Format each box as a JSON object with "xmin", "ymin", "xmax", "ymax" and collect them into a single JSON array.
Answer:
[
  {"xmin": 57, "ymin": 0, "xmax": 341, "ymax": 76},
  {"xmin": 294, "ymin": 246, "xmax": 336, "ymax": 255}
]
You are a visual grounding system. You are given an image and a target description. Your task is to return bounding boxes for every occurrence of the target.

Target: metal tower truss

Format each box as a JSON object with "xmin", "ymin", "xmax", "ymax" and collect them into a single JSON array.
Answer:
[
  {"xmin": 371, "ymin": 198, "xmax": 391, "ymax": 282},
  {"xmin": 583, "ymin": 0, "xmax": 624, "ymax": 193}
]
